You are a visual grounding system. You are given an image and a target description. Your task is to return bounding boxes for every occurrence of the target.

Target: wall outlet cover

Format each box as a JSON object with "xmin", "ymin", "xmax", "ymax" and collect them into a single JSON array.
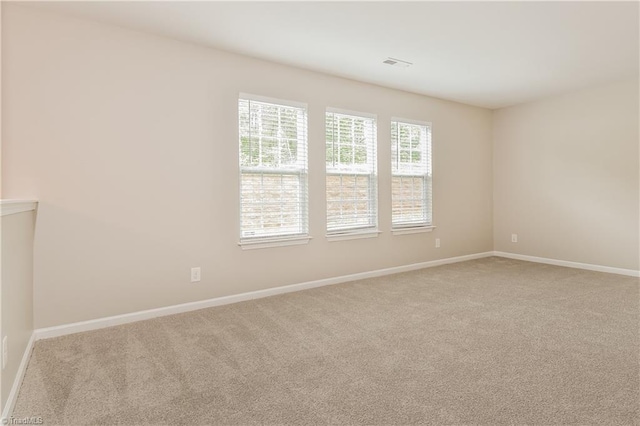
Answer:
[
  {"xmin": 2, "ymin": 336, "xmax": 7, "ymax": 369},
  {"xmin": 191, "ymin": 267, "xmax": 201, "ymax": 283}
]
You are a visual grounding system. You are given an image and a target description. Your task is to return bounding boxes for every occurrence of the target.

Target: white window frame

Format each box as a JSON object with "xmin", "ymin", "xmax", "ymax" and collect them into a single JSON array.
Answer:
[
  {"xmin": 391, "ymin": 117, "xmax": 433, "ymax": 233},
  {"xmin": 238, "ymin": 93, "xmax": 310, "ymax": 249},
  {"xmin": 325, "ymin": 107, "xmax": 378, "ymax": 239}
]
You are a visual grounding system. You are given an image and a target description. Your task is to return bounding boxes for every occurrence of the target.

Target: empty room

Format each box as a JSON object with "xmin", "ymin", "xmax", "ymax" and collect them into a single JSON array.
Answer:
[{"xmin": 1, "ymin": 1, "xmax": 638, "ymax": 424}]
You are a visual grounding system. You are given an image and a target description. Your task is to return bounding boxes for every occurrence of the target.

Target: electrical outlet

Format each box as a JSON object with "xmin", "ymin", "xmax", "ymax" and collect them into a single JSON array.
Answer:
[
  {"xmin": 2, "ymin": 336, "xmax": 8, "ymax": 369},
  {"xmin": 511, "ymin": 234, "xmax": 518, "ymax": 243},
  {"xmin": 435, "ymin": 238, "xmax": 441, "ymax": 248},
  {"xmin": 191, "ymin": 267, "xmax": 201, "ymax": 283}
]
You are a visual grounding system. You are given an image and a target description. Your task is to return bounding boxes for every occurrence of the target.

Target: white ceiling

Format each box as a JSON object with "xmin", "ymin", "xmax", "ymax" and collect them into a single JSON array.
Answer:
[{"xmin": 26, "ymin": 1, "xmax": 639, "ymax": 109}]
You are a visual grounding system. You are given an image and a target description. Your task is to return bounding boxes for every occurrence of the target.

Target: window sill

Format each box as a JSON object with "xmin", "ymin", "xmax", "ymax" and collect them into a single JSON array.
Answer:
[
  {"xmin": 326, "ymin": 230, "xmax": 381, "ymax": 242},
  {"xmin": 391, "ymin": 225, "xmax": 436, "ymax": 236},
  {"xmin": 239, "ymin": 236, "xmax": 311, "ymax": 250}
]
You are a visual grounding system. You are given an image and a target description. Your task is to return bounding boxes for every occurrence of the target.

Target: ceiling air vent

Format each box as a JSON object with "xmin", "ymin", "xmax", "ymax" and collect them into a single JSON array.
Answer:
[{"xmin": 383, "ymin": 57, "xmax": 412, "ymax": 68}]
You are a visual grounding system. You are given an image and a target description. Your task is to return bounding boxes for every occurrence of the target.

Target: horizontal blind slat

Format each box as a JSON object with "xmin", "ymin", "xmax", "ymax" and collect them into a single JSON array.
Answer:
[
  {"xmin": 239, "ymin": 98, "xmax": 308, "ymax": 240},
  {"xmin": 325, "ymin": 110, "xmax": 377, "ymax": 233},
  {"xmin": 391, "ymin": 120, "xmax": 432, "ymax": 227}
]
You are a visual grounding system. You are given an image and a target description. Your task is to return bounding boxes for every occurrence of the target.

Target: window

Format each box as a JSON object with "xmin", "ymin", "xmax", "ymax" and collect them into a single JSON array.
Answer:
[
  {"xmin": 391, "ymin": 119, "xmax": 432, "ymax": 228},
  {"xmin": 325, "ymin": 109, "xmax": 377, "ymax": 234},
  {"xmin": 238, "ymin": 95, "xmax": 308, "ymax": 243}
]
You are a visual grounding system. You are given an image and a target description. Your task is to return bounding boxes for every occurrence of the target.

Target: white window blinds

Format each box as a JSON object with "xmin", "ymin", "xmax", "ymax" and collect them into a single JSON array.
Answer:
[
  {"xmin": 325, "ymin": 109, "xmax": 378, "ymax": 233},
  {"xmin": 391, "ymin": 119, "xmax": 432, "ymax": 227},
  {"xmin": 239, "ymin": 95, "xmax": 308, "ymax": 240}
]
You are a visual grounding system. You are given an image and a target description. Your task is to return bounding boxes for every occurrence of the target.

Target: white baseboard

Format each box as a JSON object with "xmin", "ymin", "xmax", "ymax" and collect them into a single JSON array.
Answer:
[
  {"xmin": 493, "ymin": 251, "xmax": 640, "ymax": 277},
  {"xmin": 33, "ymin": 250, "xmax": 637, "ymax": 342},
  {"xmin": 34, "ymin": 251, "xmax": 494, "ymax": 341},
  {"xmin": 1, "ymin": 332, "xmax": 35, "ymax": 421}
]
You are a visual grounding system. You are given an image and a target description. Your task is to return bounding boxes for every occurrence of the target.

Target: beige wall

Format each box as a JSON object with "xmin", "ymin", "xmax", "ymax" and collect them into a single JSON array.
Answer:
[
  {"xmin": 493, "ymin": 78, "xmax": 640, "ymax": 270},
  {"xmin": 1, "ymin": 6, "xmax": 494, "ymax": 328},
  {"xmin": 0, "ymin": 210, "xmax": 35, "ymax": 412}
]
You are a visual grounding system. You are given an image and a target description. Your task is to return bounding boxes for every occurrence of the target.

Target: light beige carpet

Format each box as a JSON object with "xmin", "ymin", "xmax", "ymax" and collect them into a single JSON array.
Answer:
[{"xmin": 12, "ymin": 257, "xmax": 640, "ymax": 425}]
